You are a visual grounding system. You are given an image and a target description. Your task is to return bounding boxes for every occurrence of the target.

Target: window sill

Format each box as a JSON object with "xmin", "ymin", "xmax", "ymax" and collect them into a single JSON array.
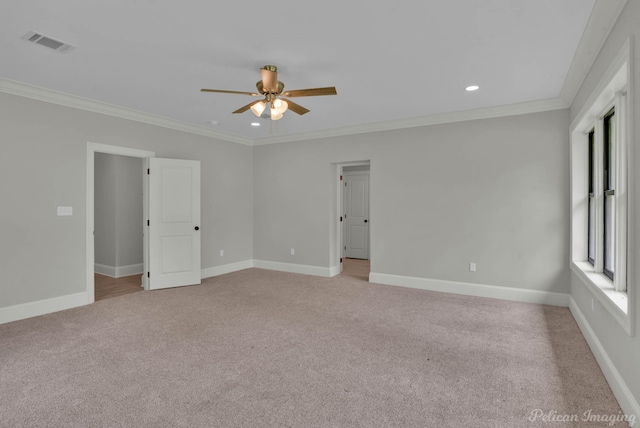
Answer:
[{"xmin": 571, "ymin": 261, "xmax": 631, "ymax": 335}]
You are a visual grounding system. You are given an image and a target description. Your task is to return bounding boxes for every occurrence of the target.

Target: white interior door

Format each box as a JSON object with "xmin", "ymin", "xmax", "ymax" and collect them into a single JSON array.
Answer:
[
  {"xmin": 344, "ymin": 172, "xmax": 369, "ymax": 259},
  {"xmin": 147, "ymin": 157, "xmax": 201, "ymax": 290}
]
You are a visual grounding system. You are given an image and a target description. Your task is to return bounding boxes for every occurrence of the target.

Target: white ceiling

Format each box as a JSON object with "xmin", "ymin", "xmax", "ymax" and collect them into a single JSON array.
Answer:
[{"xmin": 1, "ymin": 1, "xmax": 601, "ymax": 143}]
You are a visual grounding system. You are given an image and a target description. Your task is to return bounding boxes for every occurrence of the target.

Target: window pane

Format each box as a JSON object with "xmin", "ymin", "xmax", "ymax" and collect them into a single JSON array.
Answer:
[
  {"xmin": 604, "ymin": 110, "xmax": 615, "ymax": 191},
  {"xmin": 604, "ymin": 195, "xmax": 615, "ymax": 278},
  {"xmin": 588, "ymin": 196, "xmax": 595, "ymax": 263},
  {"xmin": 603, "ymin": 108, "xmax": 615, "ymax": 280},
  {"xmin": 608, "ymin": 114, "xmax": 615, "ymax": 188},
  {"xmin": 587, "ymin": 129, "xmax": 595, "ymax": 264},
  {"xmin": 588, "ymin": 130, "xmax": 594, "ymax": 193}
]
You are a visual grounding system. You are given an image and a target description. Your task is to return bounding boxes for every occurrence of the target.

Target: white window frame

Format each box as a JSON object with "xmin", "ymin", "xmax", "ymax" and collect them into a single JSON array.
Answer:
[{"xmin": 570, "ymin": 38, "xmax": 634, "ymax": 336}]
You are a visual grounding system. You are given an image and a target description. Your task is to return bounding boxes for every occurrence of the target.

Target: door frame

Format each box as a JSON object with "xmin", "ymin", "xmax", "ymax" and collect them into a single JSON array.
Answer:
[
  {"xmin": 86, "ymin": 142, "xmax": 155, "ymax": 304},
  {"xmin": 334, "ymin": 160, "xmax": 371, "ymax": 276}
]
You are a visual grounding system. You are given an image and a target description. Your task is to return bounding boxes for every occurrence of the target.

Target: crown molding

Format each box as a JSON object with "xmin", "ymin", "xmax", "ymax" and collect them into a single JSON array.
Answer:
[
  {"xmin": 1, "ymin": 78, "xmax": 569, "ymax": 148},
  {"xmin": 0, "ymin": 78, "xmax": 253, "ymax": 146},
  {"xmin": 253, "ymin": 97, "xmax": 569, "ymax": 146},
  {"xmin": 560, "ymin": 0, "xmax": 629, "ymax": 106}
]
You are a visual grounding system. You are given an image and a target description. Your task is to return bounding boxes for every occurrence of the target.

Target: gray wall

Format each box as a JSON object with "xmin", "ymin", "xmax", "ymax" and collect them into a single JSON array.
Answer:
[
  {"xmin": 94, "ymin": 153, "xmax": 117, "ymax": 267},
  {"xmin": 254, "ymin": 109, "xmax": 570, "ymax": 293},
  {"xmin": 94, "ymin": 153, "xmax": 143, "ymax": 271},
  {"xmin": 569, "ymin": 0, "xmax": 640, "ymax": 411},
  {"xmin": 0, "ymin": 92, "xmax": 253, "ymax": 307},
  {"xmin": 114, "ymin": 155, "xmax": 143, "ymax": 267}
]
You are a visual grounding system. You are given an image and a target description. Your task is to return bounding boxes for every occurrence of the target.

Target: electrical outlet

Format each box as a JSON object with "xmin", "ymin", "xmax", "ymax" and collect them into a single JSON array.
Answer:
[
  {"xmin": 291, "ymin": 248, "xmax": 295, "ymax": 256},
  {"xmin": 469, "ymin": 262, "xmax": 476, "ymax": 272},
  {"xmin": 220, "ymin": 250, "xmax": 224, "ymax": 257}
]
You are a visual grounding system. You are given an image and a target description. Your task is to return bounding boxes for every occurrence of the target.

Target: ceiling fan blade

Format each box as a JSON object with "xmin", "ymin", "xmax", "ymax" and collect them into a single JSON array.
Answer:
[
  {"xmin": 232, "ymin": 99, "xmax": 263, "ymax": 114},
  {"xmin": 201, "ymin": 88, "xmax": 260, "ymax": 96},
  {"xmin": 281, "ymin": 98, "xmax": 310, "ymax": 115},
  {"xmin": 261, "ymin": 67, "xmax": 279, "ymax": 93},
  {"xmin": 282, "ymin": 87, "xmax": 337, "ymax": 98}
]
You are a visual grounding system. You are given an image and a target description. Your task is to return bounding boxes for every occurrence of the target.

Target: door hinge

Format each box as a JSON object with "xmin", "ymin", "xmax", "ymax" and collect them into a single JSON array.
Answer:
[
  {"xmin": 344, "ymin": 246, "xmax": 346, "ymax": 250},
  {"xmin": 340, "ymin": 258, "xmax": 343, "ymax": 263},
  {"xmin": 147, "ymin": 219, "xmax": 150, "ymax": 226},
  {"xmin": 147, "ymin": 168, "xmax": 150, "ymax": 175},
  {"xmin": 344, "ymin": 181, "xmax": 347, "ymax": 187},
  {"xmin": 147, "ymin": 272, "xmax": 150, "ymax": 278},
  {"xmin": 340, "ymin": 175, "xmax": 343, "ymax": 181},
  {"xmin": 340, "ymin": 216, "xmax": 342, "ymax": 222}
]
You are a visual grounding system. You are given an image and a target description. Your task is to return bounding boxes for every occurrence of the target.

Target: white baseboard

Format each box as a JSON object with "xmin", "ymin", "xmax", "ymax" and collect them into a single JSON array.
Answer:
[
  {"xmin": 569, "ymin": 298, "xmax": 640, "ymax": 424},
  {"xmin": 94, "ymin": 263, "xmax": 116, "ymax": 277},
  {"xmin": 201, "ymin": 260, "xmax": 254, "ymax": 279},
  {"xmin": 369, "ymin": 272, "xmax": 570, "ymax": 307},
  {"xmin": 253, "ymin": 260, "xmax": 332, "ymax": 277},
  {"xmin": 329, "ymin": 265, "xmax": 341, "ymax": 277},
  {"xmin": 116, "ymin": 263, "xmax": 144, "ymax": 277},
  {"xmin": 94, "ymin": 263, "xmax": 143, "ymax": 278},
  {"xmin": 0, "ymin": 292, "xmax": 88, "ymax": 325}
]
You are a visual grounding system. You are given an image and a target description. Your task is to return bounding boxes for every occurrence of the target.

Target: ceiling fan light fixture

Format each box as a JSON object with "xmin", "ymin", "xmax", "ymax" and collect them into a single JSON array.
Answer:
[
  {"xmin": 270, "ymin": 107, "xmax": 283, "ymax": 121},
  {"xmin": 273, "ymin": 98, "xmax": 288, "ymax": 114},
  {"xmin": 201, "ymin": 64, "xmax": 337, "ymax": 122},
  {"xmin": 250, "ymin": 100, "xmax": 267, "ymax": 117}
]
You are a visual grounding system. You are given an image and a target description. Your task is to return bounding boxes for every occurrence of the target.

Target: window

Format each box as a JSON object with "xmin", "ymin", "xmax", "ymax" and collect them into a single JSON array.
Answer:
[
  {"xmin": 586, "ymin": 108, "xmax": 619, "ymax": 283},
  {"xmin": 570, "ymin": 38, "xmax": 631, "ymax": 334}
]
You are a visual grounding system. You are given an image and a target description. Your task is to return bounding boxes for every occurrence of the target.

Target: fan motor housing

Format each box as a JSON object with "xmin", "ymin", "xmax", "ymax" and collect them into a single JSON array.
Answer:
[{"xmin": 256, "ymin": 80, "xmax": 285, "ymax": 95}]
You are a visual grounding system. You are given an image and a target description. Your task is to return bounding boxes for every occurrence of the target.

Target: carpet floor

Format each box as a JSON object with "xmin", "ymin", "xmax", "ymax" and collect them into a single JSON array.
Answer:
[{"xmin": 0, "ymin": 268, "xmax": 630, "ymax": 427}]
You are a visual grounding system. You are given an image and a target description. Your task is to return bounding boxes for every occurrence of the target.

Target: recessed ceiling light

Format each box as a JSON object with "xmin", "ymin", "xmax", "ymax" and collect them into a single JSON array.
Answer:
[
  {"xmin": 465, "ymin": 85, "xmax": 480, "ymax": 92},
  {"xmin": 251, "ymin": 122, "xmax": 260, "ymax": 127}
]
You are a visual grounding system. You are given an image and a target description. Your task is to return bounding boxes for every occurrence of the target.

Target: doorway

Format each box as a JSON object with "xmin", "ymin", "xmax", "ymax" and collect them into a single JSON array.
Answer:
[
  {"xmin": 336, "ymin": 162, "xmax": 371, "ymax": 280},
  {"xmin": 94, "ymin": 152, "xmax": 145, "ymax": 301},
  {"xmin": 86, "ymin": 143, "xmax": 155, "ymax": 304}
]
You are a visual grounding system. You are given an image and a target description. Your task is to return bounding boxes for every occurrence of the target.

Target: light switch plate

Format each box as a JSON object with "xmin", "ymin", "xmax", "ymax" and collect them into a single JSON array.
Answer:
[{"xmin": 57, "ymin": 206, "xmax": 73, "ymax": 216}]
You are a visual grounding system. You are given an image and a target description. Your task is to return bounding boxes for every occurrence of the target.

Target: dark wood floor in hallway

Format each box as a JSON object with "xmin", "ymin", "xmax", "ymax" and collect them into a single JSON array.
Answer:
[
  {"xmin": 341, "ymin": 258, "xmax": 370, "ymax": 280},
  {"xmin": 95, "ymin": 273, "xmax": 143, "ymax": 301}
]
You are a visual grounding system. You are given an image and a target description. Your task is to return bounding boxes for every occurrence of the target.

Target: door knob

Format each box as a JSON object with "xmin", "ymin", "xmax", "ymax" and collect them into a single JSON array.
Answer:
[
  {"xmin": 194, "ymin": 226, "xmax": 200, "ymax": 231},
  {"xmin": 364, "ymin": 219, "xmax": 368, "ymax": 223}
]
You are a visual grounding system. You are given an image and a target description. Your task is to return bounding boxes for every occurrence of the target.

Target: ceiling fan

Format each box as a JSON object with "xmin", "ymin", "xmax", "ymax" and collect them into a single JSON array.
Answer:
[{"xmin": 201, "ymin": 65, "xmax": 337, "ymax": 121}]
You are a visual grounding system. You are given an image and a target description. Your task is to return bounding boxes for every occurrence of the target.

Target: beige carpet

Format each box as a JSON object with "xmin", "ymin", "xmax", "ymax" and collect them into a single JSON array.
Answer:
[{"xmin": 0, "ymin": 268, "xmax": 630, "ymax": 427}]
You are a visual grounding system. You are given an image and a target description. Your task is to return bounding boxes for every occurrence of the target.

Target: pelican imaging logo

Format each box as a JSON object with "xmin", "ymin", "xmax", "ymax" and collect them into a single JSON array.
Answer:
[{"xmin": 527, "ymin": 409, "xmax": 636, "ymax": 426}]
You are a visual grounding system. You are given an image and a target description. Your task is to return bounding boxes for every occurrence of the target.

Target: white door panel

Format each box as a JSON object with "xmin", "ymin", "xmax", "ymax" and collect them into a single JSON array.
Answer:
[
  {"xmin": 161, "ymin": 167, "xmax": 193, "ymax": 222},
  {"xmin": 344, "ymin": 173, "xmax": 369, "ymax": 259},
  {"xmin": 148, "ymin": 158, "xmax": 201, "ymax": 290},
  {"xmin": 160, "ymin": 236, "xmax": 193, "ymax": 273},
  {"xmin": 349, "ymin": 225, "xmax": 366, "ymax": 250}
]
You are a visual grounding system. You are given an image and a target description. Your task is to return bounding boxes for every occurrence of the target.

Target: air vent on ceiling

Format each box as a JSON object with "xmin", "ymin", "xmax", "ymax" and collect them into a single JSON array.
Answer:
[{"xmin": 21, "ymin": 31, "xmax": 75, "ymax": 53}]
